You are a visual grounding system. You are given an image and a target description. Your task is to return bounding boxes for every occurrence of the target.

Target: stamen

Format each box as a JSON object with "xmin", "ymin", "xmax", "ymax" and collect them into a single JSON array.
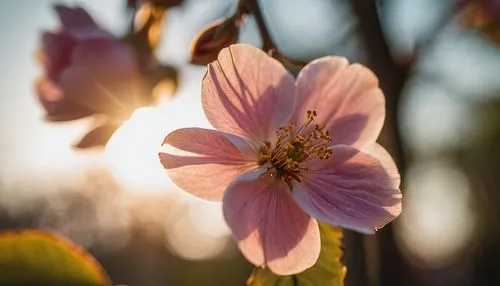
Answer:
[{"xmin": 257, "ymin": 110, "xmax": 333, "ymax": 188}]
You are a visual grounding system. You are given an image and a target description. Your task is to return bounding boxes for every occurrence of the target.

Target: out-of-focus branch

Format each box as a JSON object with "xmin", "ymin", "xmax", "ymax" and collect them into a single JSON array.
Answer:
[
  {"xmin": 348, "ymin": 1, "xmax": 410, "ymax": 286},
  {"xmin": 242, "ymin": 0, "xmax": 275, "ymax": 51},
  {"xmin": 348, "ymin": 0, "xmax": 407, "ymax": 171},
  {"xmin": 242, "ymin": 0, "xmax": 308, "ymax": 68},
  {"xmin": 348, "ymin": 0, "xmax": 407, "ymax": 194},
  {"xmin": 413, "ymin": 0, "xmax": 468, "ymax": 63}
]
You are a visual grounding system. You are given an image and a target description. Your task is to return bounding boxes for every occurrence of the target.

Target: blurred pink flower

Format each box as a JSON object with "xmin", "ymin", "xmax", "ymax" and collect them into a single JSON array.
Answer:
[
  {"xmin": 36, "ymin": 5, "xmax": 148, "ymax": 122},
  {"xmin": 478, "ymin": 0, "xmax": 500, "ymax": 25},
  {"xmin": 159, "ymin": 44, "xmax": 402, "ymax": 275}
]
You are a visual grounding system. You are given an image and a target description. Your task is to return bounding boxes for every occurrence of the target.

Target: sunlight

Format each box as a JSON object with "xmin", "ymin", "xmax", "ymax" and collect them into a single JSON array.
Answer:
[
  {"xmin": 164, "ymin": 195, "xmax": 231, "ymax": 261},
  {"xmin": 102, "ymin": 69, "xmax": 233, "ymax": 260},
  {"xmin": 105, "ymin": 105, "xmax": 175, "ymax": 193}
]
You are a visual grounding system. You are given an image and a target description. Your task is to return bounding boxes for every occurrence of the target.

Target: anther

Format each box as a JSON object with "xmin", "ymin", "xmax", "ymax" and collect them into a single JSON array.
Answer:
[{"xmin": 257, "ymin": 110, "xmax": 332, "ymax": 187}]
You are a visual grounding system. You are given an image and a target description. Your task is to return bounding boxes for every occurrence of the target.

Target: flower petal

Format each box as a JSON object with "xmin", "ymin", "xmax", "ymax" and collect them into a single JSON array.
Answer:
[
  {"xmin": 293, "ymin": 57, "xmax": 385, "ymax": 149},
  {"xmin": 58, "ymin": 38, "xmax": 148, "ymax": 118},
  {"xmin": 223, "ymin": 170, "xmax": 320, "ymax": 275},
  {"xmin": 159, "ymin": 128, "xmax": 257, "ymax": 201},
  {"xmin": 54, "ymin": 5, "xmax": 97, "ymax": 32},
  {"xmin": 36, "ymin": 78, "xmax": 93, "ymax": 121},
  {"xmin": 294, "ymin": 145, "xmax": 402, "ymax": 234},
  {"xmin": 202, "ymin": 44, "xmax": 296, "ymax": 145},
  {"xmin": 39, "ymin": 31, "xmax": 77, "ymax": 80},
  {"xmin": 363, "ymin": 143, "xmax": 400, "ymax": 189}
]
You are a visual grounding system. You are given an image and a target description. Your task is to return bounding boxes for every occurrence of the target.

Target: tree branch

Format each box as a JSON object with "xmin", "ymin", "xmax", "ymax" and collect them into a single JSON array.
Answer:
[
  {"xmin": 348, "ymin": 1, "xmax": 410, "ymax": 286},
  {"xmin": 242, "ymin": 0, "xmax": 308, "ymax": 68}
]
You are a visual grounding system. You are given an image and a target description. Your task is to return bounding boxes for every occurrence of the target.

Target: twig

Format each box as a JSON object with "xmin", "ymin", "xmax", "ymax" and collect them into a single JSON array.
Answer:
[
  {"xmin": 348, "ymin": 1, "xmax": 410, "ymax": 286},
  {"xmin": 242, "ymin": 0, "xmax": 308, "ymax": 68}
]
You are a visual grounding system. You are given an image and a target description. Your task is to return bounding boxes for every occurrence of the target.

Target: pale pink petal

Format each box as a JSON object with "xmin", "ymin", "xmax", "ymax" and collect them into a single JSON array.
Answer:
[
  {"xmin": 293, "ymin": 145, "xmax": 402, "ymax": 234},
  {"xmin": 363, "ymin": 143, "xmax": 400, "ymax": 189},
  {"xmin": 223, "ymin": 170, "xmax": 320, "ymax": 275},
  {"xmin": 293, "ymin": 57, "xmax": 385, "ymax": 149},
  {"xmin": 160, "ymin": 128, "xmax": 257, "ymax": 201},
  {"xmin": 202, "ymin": 44, "xmax": 296, "ymax": 144}
]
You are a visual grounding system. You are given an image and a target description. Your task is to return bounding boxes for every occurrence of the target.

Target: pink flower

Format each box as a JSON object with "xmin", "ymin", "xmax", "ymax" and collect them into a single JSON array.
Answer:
[
  {"xmin": 36, "ymin": 5, "xmax": 148, "ymax": 122},
  {"xmin": 159, "ymin": 44, "xmax": 402, "ymax": 275},
  {"xmin": 478, "ymin": 0, "xmax": 500, "ymax": 25}
]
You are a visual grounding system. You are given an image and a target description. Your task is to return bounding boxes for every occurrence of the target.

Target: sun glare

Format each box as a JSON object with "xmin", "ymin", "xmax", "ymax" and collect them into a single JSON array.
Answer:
[
  {"xmin": 105, "ymin": 106, "xmax": 175, "ymax": 193},
  {"xmin": 164, "ymin": 195, "xmax": 231, "ymax": 261},
  {"xmin": 103, "ymin": 101, "xmax": 233, "ymax": 260}
]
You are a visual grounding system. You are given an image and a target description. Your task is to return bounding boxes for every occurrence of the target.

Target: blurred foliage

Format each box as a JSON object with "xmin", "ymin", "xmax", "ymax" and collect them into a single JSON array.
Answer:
[
  {"xmin": 248, "ymin": 224, "xmax": 345, "ymax": 286},
  {"xmin": 447, "ymin": 99, "xmax": 500, "ymax": 285},
  {"xmin": 457, "ymin": 99, "xmax": 500, "ymax": 243},
  {"xmin": 0, "ymin": 229, "xmax": 110, "ymax": 286}
]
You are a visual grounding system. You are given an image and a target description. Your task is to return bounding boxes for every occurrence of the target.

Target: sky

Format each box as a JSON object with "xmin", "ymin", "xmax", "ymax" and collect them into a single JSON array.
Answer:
[{"xmin": 1, "ymin": 0, "xmax": 499, "ymax": 182}]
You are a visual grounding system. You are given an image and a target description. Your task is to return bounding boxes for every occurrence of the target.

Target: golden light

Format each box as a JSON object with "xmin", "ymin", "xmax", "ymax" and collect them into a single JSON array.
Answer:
[
  {"xmin": 187, "ymin": 199, "xmax": 231, "ymax": 239},
  {"xmin": 164, "ymin": 195, "xmax": 231, "ymax": 261},
  {"xmin": 103, "ymin": 68, "xmax": 232, "ymax": 260},
  {"xmin": 152, "ymin": 79, "xmax": 177, "ymax": 102},
  {"xmin": 105, "ymin": 106, "xmax": 175, "ymax": 193}
]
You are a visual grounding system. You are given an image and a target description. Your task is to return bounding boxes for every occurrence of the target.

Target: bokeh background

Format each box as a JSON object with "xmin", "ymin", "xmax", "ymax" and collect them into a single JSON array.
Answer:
[{"xmin": 1, "ymin": 0, "xmax": 500, "ymax": 285}]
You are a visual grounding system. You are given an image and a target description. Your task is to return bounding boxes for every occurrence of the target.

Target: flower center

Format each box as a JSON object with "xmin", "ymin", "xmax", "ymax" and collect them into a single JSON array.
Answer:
[{"xmin": 258, "ymin": 110, "xmax": 332, "ymax": 188}]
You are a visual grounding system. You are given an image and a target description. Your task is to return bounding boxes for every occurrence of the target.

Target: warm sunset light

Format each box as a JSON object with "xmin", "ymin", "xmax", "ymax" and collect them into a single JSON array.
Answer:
[
  {"xmin": 164, "ymin": 195, "xmax": 231, "ymax": 261},
  {"xmin": 4, "ymin": 1, "xmax": 500, "ymax": 285},
  {"xmin": 104, "ymin": 102, "xmax": 232, "ymax": 261},
  {"xmin": 105, "ymin": 106, "xmax": 174, "ymax": 193}
]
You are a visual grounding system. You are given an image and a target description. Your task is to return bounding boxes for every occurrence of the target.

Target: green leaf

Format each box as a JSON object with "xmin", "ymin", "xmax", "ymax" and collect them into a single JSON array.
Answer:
[
  {"xmin": 0, "ymin": 229, "xmax": 111, "ymax": 286},
  {"xmin": 247, "ymin": 223, "xmax": 346, "ymax": 286}
]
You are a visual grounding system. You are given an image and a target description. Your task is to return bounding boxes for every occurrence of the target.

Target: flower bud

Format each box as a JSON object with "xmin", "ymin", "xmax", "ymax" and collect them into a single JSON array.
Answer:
[{"xmin": 189, "ymin": 17, "xmax": 240, "ymax": 65}]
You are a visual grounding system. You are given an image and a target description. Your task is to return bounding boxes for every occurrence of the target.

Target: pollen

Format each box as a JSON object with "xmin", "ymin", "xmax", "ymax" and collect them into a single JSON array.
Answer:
[{"xmin": 258, "ymin": 110, "xmax": 333, "ymax": 188}]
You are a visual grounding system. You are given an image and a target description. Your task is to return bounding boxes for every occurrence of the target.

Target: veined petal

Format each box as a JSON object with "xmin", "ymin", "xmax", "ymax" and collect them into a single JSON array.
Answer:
[
  {"xmin": 202, "ymin": 44, "xmax": 296, "ymax": 145},
  {"xmin": 363, "ymin": 143, "xmax": 400, "ymax": 189},
  {"xmin": 294, "ymin": 145, "xmax": 401, "ymax": 234},
  {"xmin": 223, "ymin": 170, "xmax": 320, "ymax": 275},
  {"xmin": 159, "ymin": 128, "xmax": 257, "ymax": 201},
  {"xmin": 293, "ymin": 57, "xmax": 385, "ymax": 149}
]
